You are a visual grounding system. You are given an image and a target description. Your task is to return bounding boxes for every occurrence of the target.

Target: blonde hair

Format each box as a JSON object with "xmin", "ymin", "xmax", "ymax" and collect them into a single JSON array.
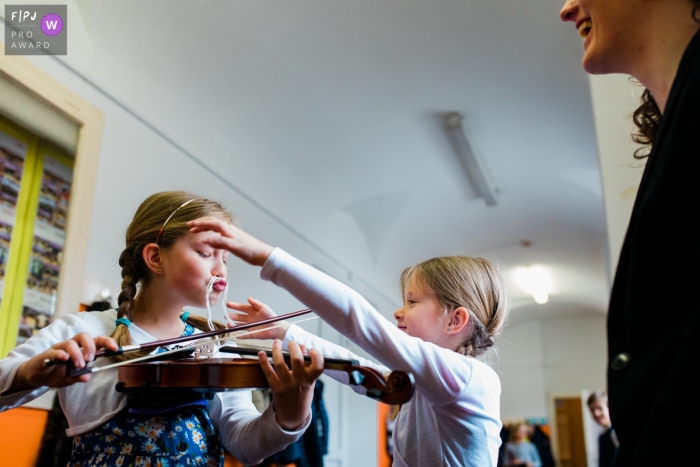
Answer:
[
  {"xmin": 587, "ymin": 390, "xmax": 608, "ymax": 407},
  {"xmin": 111, "ymin": 191, "xmax": 235, "ymax": 361},
  {"xmin": 509, "ymin": 422, "xmax": 531, "ymax": 442},
  {"xmin": 400, "ymin": 256, "xmax": 508, "ymax": 357}
]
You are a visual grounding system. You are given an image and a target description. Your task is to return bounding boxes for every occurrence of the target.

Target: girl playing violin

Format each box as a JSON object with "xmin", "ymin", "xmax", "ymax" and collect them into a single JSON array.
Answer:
[
  {"xmin": 0, "ymin": 191, "xmax": 323, "ymax": 467},
  {"xmin": 189, "ymin": 217, "xmax": 509, "ymax": 467}
]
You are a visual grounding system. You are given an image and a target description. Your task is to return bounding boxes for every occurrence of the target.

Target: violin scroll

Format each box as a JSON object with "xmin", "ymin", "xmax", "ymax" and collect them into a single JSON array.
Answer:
[{"xmin": 343, "ymin": 366, "xmax": 415, "ymax": 405}]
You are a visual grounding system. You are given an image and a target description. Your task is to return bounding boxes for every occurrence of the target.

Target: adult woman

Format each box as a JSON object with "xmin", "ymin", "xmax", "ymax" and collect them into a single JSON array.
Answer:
[{"xmin": 559, "ymin": 1, "xmax": 700, "ymax": 465}]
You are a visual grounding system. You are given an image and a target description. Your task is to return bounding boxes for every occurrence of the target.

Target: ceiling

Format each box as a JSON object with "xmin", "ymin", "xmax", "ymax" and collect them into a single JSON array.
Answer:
[{"xmin": 20, "ymin": 1, "xmax": 611, "ymax": 312}]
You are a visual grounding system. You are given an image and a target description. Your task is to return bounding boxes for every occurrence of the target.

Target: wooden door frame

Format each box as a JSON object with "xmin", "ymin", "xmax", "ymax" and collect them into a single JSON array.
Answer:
[
  {"xmin": 549, "ymin": 393, "xmax": 589, "ymax": 466},
  {"xmin": 0, "ymin": 53, "xmax": 103, "ymax": 325}
]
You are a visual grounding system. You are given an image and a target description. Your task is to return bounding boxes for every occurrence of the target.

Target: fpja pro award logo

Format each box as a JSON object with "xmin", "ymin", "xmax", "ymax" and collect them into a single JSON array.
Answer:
[{"xmin": 5, "ymin": 5, "xmax": 67, "ymax": 55}]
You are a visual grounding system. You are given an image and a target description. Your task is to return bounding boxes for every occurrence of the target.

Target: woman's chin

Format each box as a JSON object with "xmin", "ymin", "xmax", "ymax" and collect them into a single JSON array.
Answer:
[
  {"xmin": 582, "ymin": 54, "xmax": 605, "ymax": 75},
  {"xmin": 582, "ymin": 46, "xmax": 620, "ymax": 76}
]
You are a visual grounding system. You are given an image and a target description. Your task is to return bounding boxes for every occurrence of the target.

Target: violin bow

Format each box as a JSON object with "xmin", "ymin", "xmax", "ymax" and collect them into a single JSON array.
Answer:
[
  {"xmin": 44, "ymin": 308, "xmax": 313, "ymax": 368},
  {"xmin": 61, "ymin": 315, "xmax": 321, "ymax": 377}
]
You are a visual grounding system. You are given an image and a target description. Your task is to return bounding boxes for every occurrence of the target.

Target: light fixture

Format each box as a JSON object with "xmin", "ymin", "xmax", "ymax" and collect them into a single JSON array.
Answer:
[
  {"xmin": 443, "ymin": 112, "xmax": 498, "ymax": 206},
  {"xmin": 514, "ymin": 265, "xmax": 553, "ymax": 304}
]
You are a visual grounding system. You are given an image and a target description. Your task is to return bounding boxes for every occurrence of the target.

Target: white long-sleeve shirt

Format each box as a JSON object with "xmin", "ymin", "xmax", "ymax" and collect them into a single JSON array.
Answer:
[
  {"xmin": 263, "ymin": 248, "xmax": 502, "ymax": 467},
  {"xmin": 0, "ymin": 309, "xmax": 308, "ymax": 465}
]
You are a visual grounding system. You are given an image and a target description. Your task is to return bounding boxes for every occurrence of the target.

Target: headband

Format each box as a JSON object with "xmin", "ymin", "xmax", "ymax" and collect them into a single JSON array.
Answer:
[{"xmin": 156, "ymin": 199, "xmax": 195, "ymax": 244}]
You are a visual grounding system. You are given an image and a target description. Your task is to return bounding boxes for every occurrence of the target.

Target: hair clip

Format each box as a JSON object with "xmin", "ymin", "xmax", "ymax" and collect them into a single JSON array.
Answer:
[{"xmin": 156, "ymin": 199, "xmax": 196, "ymax": 244}]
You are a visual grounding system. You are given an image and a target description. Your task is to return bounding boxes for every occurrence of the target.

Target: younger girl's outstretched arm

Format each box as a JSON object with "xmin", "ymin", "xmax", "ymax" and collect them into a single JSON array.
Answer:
[
  {"xmin": 228, "ymin": 297, "xmax": 388, "ymax": 387},
  {"xmin": 190, "ymin": 218, "xmax": 481, "ymax": 407}
]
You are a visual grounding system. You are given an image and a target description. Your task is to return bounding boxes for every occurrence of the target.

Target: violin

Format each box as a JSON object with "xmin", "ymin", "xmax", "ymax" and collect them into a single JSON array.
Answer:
[
  {"xmin": 54, "ymin": 309, "xmax": 415, "ymax": 405},
  {"xmin": 115, "ymin": 346, "xmax": 415, "ymax": 406}
]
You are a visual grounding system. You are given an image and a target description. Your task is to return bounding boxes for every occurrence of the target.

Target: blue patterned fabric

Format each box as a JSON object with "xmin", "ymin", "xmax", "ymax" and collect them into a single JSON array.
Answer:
[
  {"xmin": 155, "ymin": 323, "xmax": 195, "ymax": 355},
  {"xmin": 66, "ymin": 321, "xmax": 223, "ymax": 467},
  {"xmin": 67, "ymin": 406, "xmax": 224, "ymax": 467}
]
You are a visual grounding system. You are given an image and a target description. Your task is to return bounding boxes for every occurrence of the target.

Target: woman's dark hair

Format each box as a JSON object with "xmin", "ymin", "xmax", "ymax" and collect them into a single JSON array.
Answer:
[
  {"xmin": 632, "ymin": 3, "xmax": 700, "ymax": 158},
  {"xmin": 631, "ymin": 88, "xmax": 661, "ymax": 159}
]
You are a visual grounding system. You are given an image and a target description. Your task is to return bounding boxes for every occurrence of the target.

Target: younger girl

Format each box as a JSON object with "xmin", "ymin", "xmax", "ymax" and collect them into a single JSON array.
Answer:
[
  {"xmin": 189, "ymin": 217, "xmax": 508, "ymax": 467},
  {"xmin": 0, "ymin": 191, "xmax": 323, "ymax": 467}
]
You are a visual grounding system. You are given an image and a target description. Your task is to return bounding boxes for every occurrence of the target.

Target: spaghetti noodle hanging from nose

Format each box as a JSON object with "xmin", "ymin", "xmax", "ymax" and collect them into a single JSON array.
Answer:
[{"xmin": 205, "ymin": 276, "xmax": 234, "ymax": 331}]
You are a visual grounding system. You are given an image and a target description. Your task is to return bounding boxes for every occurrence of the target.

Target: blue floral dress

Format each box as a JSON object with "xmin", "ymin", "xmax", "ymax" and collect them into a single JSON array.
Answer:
[{"xmin": 67, "ymin": 323, "xmax": 225, "ymax": 467}]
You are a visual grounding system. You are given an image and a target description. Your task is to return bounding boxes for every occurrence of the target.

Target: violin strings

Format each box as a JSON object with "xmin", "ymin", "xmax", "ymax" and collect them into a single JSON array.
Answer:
[
  {"xmin": 88, "ymin": 316, "xmax": 320, "ymax": 373},
  {"xmin": 193, "ymin": 316, "xmax": 320, "ymax": 348},
  {"xmin": 89, "ymin": 342, "xmax": 200, "ymax": 373}
]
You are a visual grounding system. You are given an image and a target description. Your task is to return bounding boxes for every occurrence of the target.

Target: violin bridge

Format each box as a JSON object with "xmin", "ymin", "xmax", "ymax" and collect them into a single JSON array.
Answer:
[{"xmin": 192, "ymin": 340, "xmax": 219, "ymax": 359}]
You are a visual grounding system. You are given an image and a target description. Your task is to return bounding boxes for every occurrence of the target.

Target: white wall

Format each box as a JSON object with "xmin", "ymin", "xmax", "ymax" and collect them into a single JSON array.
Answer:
[
  {"xmin": 588, "ymin": 74, "xmax": 645, "ymax": 277},
  {"xmin": 496, "ymin": 318, "xmax": 548, "ymax": 419},
  {"xmin": 494, "ymin": 303, "xmax": 607, "ymax": 422}
]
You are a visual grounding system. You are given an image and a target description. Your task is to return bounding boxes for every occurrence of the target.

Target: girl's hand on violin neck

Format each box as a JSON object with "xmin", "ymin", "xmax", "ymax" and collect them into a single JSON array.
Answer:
[
  {"xmin": 187, "ymin": 217, "xmax": 274, "ymax": 267},
  {"xmin": 228, "ymin": 297, "xmax": 289, "ymax": 341},
  {"xmin": 260, "ymin": 340, "xmax": 324, "ymax": 431},
  {"xmin": 11, "ymin": 333, "xmax": 118, "ymax": 392}
]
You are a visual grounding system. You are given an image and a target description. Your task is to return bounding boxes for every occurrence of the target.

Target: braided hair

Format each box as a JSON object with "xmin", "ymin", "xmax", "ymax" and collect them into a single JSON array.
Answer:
[
  {"xmin": 400, "ymin": 256, "xmax": 508, "ymax": 357},
  {"xmin": 111, "ymin": 191, "xmax": 234, "ymax": 362}
]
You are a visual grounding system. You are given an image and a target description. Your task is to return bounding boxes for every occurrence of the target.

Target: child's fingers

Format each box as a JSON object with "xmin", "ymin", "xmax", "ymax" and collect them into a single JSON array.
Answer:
[
  {"xmin": 201, "ymin": 235, "xmax": 237, "ymax": 252},
  {"xmin": 187, "ymin": 216, "xmax": 230, "ymax": 234},
  {"xmin": 48, "ymin": 346, "xmax": 70, "ymax": 361},
  {"xmin": 227, "ymin": 318, "xmax": 249, "ymax": 328},
  {"xmin": 247, "ymin": 297, "xmax": 267, "ymax": 311},
  {"xmin": 248, "ymin": 298, "xmax": 277, "ymax": 317},
  {"xmin": 306, "ymin": 348, "xmax": 324, "ymax": 381},
  {"xmin": 226, "ymin": 314, "xmax": 248, "ymax": 323},
  {"xmin": 94, "ymin": 336, "xmax": 118, "ymax": 352},
  {"xmin": 72, "ymin": 332, "xmax": 98, "ymax": 363},
  {"xmin": 271, "ymin": 340, "xmax": 293, "ymax": 386},
  {"xmin": 287, "ymin": 342, "xmax": 308, "ymax": 381},
  {"xmin": 258, "ymin": 350, "xmax": 280, "ymax": 388},
  {"xmin": 189, "ymin": 218, "xmax": 237, "ymax": 242},
  {"xmin": 226, "ymin": 301, "xmax": 250, "ymax": 312},
  {"xmin": 225, "ymin": 303, "xmax": 253, "ymax": 323},
  {"xmin": 57, "ymin": 338, "xmax": 87, "ymax": 369}
]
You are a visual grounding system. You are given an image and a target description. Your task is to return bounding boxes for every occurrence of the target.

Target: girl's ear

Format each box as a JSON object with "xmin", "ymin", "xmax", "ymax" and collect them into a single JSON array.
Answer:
[
  {"xmin": 142, "ymin": 243, "xmax": 163, "ymax": 274},
  {"xmin": 445, "ymin": 307, "xmax": 470, "ymax": 335}
]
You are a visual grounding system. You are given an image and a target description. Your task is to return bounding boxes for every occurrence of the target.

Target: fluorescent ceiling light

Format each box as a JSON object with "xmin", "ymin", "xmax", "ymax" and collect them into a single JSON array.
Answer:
[
  {"xmin": 444, "ymin": 112, "xmax": 498, "ymax": 206},
  {"xmin": 514, "ymin": 265, "xmax": 553, "ymax": 305}
]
